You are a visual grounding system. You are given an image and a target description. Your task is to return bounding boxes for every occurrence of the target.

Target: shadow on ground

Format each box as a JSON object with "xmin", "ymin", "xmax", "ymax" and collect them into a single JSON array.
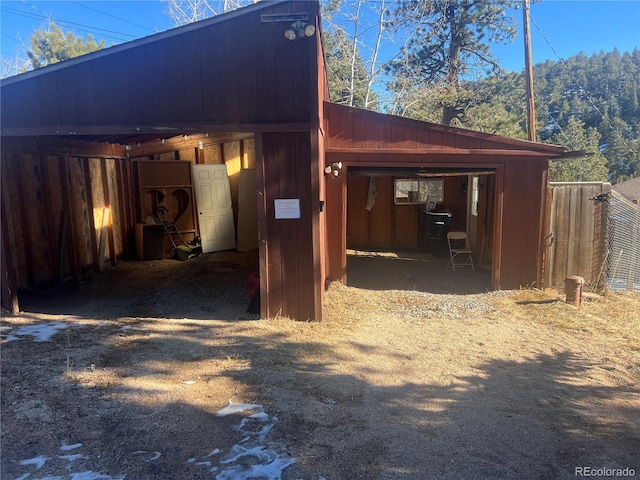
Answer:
[{"xmin": 346, "ymin": 248, "xmax": 491, "ymax": 294}]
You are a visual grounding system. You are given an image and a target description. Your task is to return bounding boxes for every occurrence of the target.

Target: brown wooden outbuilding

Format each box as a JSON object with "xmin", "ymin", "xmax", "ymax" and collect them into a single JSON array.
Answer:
[{"xmin": 1, "ymin": 0, "xmax": 569, "ymax": 320}]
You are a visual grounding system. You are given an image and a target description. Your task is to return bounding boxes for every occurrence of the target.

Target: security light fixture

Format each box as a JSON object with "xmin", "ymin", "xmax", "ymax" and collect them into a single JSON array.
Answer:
[
  {"xmin": 284, "ymin": 21, "xmax": 316, "ymax": 40},
  {"xmin": 325, "ymin": 161, "xmax": 343, "ymax": 177}
]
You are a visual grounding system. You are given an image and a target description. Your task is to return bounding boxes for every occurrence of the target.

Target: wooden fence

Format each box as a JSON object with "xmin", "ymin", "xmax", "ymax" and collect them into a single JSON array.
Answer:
[{"xmin": 544, "ymin": 182, "xmax": 611, "ymax": 291}]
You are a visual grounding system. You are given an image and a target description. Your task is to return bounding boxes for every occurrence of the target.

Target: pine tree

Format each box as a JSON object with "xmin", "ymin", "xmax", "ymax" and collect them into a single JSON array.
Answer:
[
  {"xmin": 547, "ymin": 117, "xmax": 609, "ymax": 182},
  {"xmin": 387, "ymin": 0, "xmax": 519, "ymax": 126},
  {"xmin": 27, "ymin": 23, "xmax": 105, "ymax": 69}
]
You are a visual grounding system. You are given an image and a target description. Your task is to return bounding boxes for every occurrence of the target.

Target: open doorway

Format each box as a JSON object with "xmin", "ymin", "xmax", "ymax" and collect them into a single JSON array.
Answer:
[{"xmin": 345, "ymin": 167, "xmax": 495, "ymax": 294}]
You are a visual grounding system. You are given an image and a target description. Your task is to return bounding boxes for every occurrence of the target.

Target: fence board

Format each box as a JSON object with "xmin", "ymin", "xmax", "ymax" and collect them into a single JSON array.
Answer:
[{"xmin": 545, "ymin": 182, "xmax": 610, "ymax": 290}]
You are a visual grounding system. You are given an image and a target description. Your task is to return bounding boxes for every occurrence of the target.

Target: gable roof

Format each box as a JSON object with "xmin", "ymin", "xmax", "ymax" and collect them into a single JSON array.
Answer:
[
  {"xmin": 1, "ymin": 0, "xmax": 322, "ymax": 141},
  {"xmin": 0, "ymin": 0, "xmax": 289, "ymax": 86},
  {"xmin": 324, "ymin": 102, "xmax": 570, "ymax": 159},
  {"xmin": 612, "ymin": 176, "xmax": 640, "ymax": 203}
]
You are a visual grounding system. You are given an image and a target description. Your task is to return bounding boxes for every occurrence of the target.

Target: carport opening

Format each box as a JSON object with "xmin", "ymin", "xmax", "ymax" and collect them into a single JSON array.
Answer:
[
  {"xmin": 126, "ymin": 132, "xmax": 262, "ymax": 315},
  {"xmin": 345, "ymin": 167, "xmax": 495, "ymax": 294},
  {"xmin": 8, "ymin": 132, "xmax": 261, "ymax": 318}
]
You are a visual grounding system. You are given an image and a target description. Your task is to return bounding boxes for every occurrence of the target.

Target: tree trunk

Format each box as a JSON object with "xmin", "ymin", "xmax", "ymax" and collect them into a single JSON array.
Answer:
[{"xmin": 442, "ymin": 5, "xmax": 462, "ymax": 125}]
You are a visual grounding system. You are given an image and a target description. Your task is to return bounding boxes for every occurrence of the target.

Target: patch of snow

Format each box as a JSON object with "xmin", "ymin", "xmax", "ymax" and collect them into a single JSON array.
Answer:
[
  {"xmin": 215, "ymin": 454, "xmax": 297, "ymax": 480},
  {"xmin": 13, "ymin": 404, "xmax": 296, "ymax": 480},
  {"xmin": 206, "ymin": 448, "xmax": 221, "ymax": 457},
  {"xmin": 60, "ymin": 443, "xmax": 83, "ymax": 452},
  {"xmin": 69, "ymin": 472, "xmax": 124, "ymax": 480},
  {"xmin": 4, "ymin": 322, "xmax": 74, "ymax": 342},
  {"xmin": 215, "ymin": 402, "xmax": 264, "ymax": 417},
  {"xmin": 118, "ymin": 326, "xmax": 147, "ymax": 331},
  {"xmin": 131, "ymin": 451, "xmax": 161, "ymax": 462},
  {"xmin": 213, "ymin": 402, "xmax": 296, "ymax": 480},
  {"xmin": 19, "ymin": 455, "xmax": 50, "ymax": 468}
]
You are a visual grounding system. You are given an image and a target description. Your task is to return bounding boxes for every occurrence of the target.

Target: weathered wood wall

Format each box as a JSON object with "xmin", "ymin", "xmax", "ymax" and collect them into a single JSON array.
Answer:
[
  {"xmin": 0, "ymin": 134, "xmax": 258, "ymax": 310},
  {"xmin": 0, "ymin": 1, "xmax": 318, "ymax": 136},
  {"xmin": 1, "ymin": 0, "xmax": 326, "ymax": 321},
  {"xmin": 1, "ymin": 140, "xmax": 129, "ymax": 296},
  {"xmin": 346, "ymin": 176, "xmax": 468, "ymax": 251},
  {"xmin": 130, "ymin": 134, "xmax": 256, "ymax": 230},
  {"xmin": 544, "ymin": 182, "xmax": 611, "ymax": 290}
]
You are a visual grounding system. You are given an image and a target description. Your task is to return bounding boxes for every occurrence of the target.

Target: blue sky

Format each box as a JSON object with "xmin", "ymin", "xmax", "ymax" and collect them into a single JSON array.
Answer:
[{"xmin": 1, "ymin": 0, "xmax": 639, "ymax": 73}]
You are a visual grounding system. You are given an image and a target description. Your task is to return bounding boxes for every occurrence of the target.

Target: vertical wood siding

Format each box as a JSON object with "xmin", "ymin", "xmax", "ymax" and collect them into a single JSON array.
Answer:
[
  {"xmin": 259, "ymin": 131, "xmax": 317, "ymax": 320},
  {"xmin": 1, "ymin": 146, "xmax": 130, "ymax": 291},
  {"xmin": 544, "ymin": 183, "xmax": 610, "ymax": 289},
  {"xmin": 324, "ymin": 104, "xmax": 561, "ymax": 291},
  {"xmin": 346, "ymin": 175, "xmax": 466, "ymax": 252},
  {"xmin": 1, "ymin": 2, "xmax": 319, "ymax": 134}
]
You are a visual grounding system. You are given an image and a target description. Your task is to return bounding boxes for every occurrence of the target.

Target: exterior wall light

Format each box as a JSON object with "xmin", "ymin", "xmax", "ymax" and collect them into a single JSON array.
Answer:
[
  {"xmin": 284, "ymin": 21, "xmax": 316, "ymax": 40},
  {"xmin": 324, "ymin": 161, "xmax": 343, "ymax": 177}
]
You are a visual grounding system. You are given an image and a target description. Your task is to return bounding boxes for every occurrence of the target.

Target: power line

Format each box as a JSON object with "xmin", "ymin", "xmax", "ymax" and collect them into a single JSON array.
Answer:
[
  {"xmin": 1, "ymin": 5, "xmax": 139, "ymax": 43},
  {"xmin": 68, "ymin": 1, "xmax": 156, "ymax": 34},
  {"xmin": 530, "ymin": 12, "xmax": 637, "ymax": 159}
]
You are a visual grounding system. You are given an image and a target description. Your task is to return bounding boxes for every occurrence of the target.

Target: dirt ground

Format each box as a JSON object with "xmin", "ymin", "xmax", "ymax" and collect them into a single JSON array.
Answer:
[{"xmin": 1, "ymin": 251, "xmax": 639, "ymax": 480}]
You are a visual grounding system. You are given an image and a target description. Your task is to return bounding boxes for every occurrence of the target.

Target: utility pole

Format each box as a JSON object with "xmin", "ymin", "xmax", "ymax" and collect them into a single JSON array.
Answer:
[{"xmin": 523, "ymin": 0, "xmax": 536, "ymax": 141}]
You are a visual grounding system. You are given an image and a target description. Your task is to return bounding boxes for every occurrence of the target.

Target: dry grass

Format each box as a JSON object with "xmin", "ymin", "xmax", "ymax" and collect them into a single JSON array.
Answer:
[
  {"xmin": 322, "ymin": 280, "xmax": 640, "ymax": 351},
  {"xmin": 490, "ymin": 289, "xmax": 640, "ymax": 350}
]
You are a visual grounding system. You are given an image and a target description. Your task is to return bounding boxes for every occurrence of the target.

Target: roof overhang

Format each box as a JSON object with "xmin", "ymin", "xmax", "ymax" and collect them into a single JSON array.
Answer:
[
  {"xmin": 0, "ymin": 0, "xmax": 291, "ymax": 87},
  {"xmin": 324, "ymin": 102, "xmax": 571, "ymax": 159}
]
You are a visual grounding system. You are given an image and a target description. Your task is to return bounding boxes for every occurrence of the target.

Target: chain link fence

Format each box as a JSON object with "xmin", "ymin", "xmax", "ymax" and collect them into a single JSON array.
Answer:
[{"xmin": 604, "ymin": 190, "xmax": 640, "ymax": 292}]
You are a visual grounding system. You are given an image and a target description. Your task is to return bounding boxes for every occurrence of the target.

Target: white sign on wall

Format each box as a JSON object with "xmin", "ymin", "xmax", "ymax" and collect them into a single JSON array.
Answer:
[{"xmin": 274, "ymin": 199, "xmax": 301, "ymax": 219}]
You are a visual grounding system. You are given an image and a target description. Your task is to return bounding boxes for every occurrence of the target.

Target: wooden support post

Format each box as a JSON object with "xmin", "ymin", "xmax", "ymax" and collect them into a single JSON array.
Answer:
[
  {"xmin": 82, "ymin": 157, "xmax": 100, "ymax": 271},
  {"xmin": 99, "ymin": 208, "xmax": 110, "ymax": 271},
  {"xmin": 58, "ymin": 210, "xmax": 69, "ymax": 283},
  {"xmin": 14, "ymin": 152, "xmax": 37, "ymax": 289},
  {"xmin": 60, "ymin": 154, "xmax": 82, "ymax": 281},
  {"xmin": 37, "ymin": 154, "xmax": 61, "ymax": 282},
  {"xmin": 115, "ymin": 158, "xmax": 130, "ymax": 259},
  {"xmin": 100, "ymin": 158, "xmax": 117, "ymax": 266},
  {"xmin": 1, "ymin": 198, "xmax": 19, "ymax": 313}
]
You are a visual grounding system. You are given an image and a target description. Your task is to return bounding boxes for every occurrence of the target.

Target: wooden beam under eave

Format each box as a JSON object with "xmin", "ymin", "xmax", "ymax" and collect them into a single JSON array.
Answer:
[
  {"xmin": 324, "ymin": 147, "xmax": 560, "ymax": 157},
  {"xmin": 2, "ymin": 123, "xmax": 311, "ymax": 139},
  {"xmin": 127, "ymin": 132, "xmax": 255, "ymax": 158},
  {"xmin": 1, "ymin": 136, "xmax": 127, "ymax": 158}
]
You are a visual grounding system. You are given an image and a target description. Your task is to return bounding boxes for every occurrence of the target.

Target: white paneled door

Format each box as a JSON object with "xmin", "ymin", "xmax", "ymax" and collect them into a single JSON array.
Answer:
[{"xmin": 192, "ymin": 164, "xmax": 236, "ymax": 253}]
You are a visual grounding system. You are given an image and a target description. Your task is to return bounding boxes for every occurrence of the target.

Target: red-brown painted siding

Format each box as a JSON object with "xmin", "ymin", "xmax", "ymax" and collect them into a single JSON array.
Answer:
[
  {"xmin": 1, "ymin": 2, "xmax": 318, "ymax": 135},
  {"xmin": 323, "ymin": 103, "xmax": 562, "ymax": 291}
]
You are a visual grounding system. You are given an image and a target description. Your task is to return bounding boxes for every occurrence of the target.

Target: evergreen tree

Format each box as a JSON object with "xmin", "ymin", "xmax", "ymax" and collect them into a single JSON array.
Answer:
[
  {"xmin": 387, "ymin": 0, "xmax": 519, "ymax": 126},
  {"xmin": 547, "ymin": 117, "xmax": 609, "ymax": 182},
  {"xmin": 27, "ymin": 23, "xmax": 105, "ymax": 69}
]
